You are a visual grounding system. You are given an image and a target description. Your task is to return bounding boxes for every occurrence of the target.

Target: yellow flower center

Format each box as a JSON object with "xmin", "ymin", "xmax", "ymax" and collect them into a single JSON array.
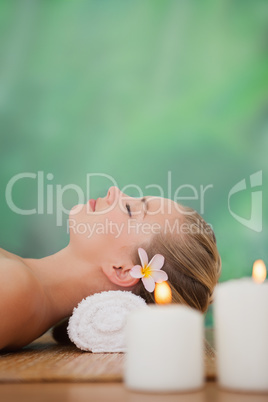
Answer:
[{"xmin": 142, "ymin": 264, "xmax": 152, "ymax": 278}]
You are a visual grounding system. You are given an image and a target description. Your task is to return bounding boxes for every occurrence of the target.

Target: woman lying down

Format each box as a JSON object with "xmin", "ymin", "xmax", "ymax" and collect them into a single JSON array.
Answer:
[{"xmin": 0, "ymin": 186, "xmax": 221, "ymax": 351}]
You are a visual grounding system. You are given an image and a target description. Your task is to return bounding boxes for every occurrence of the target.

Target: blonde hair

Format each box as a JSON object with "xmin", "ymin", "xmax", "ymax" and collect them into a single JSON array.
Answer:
[{"xmin": 132, "ymin": 206, "xmax": 221, "ymax": 313}]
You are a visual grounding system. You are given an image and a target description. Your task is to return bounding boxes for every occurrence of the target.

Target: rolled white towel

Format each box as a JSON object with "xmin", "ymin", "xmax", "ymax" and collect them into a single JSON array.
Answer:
[{"xmin": 67, "ymin": 290, "xmax": 148, "ymax": 353}]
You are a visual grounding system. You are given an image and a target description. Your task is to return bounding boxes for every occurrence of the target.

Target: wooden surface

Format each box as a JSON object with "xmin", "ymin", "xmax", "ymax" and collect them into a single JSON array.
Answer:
[
  {"xmin": 0, "ymin": 328, "xmax": 216, "ymax": 383},
  {"xmin": 0, "ymin": 382, "xmax": 268, "ymax": 402},
  {"xmin": 1, "ymin": 329, "xmax": 268, "ymax": 401}
]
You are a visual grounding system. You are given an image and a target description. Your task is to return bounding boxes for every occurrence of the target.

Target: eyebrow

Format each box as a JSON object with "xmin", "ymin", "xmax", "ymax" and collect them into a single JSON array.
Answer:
[{"xmin": 141, "ymin": 197, "xmax": 148, "ymax": 218}]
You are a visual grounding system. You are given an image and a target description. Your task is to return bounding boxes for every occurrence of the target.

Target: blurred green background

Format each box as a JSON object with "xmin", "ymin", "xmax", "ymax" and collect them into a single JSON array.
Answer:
[{"xmin": 0, "ymin": 0, "xmax": 267, "ymax": 325}]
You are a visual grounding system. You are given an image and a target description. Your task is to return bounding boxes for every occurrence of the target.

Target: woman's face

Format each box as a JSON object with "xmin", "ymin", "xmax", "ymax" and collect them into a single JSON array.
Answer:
[{"xmin": 69, "ymin": 186, "xmax": 182, "ymax": 265}]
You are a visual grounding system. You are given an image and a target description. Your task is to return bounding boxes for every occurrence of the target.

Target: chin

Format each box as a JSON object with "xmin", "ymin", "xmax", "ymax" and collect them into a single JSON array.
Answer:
[{"xmin": 69, "ymin": 204, "xmax": 85, "ymax": 216}]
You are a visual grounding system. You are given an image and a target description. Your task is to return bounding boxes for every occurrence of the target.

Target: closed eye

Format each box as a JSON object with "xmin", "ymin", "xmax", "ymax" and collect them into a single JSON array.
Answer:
[
  {"xmin": 141, "ymin": 197, "xmax": 148, "ymax": 218},
  {"xmin": 126, "ymin": 203, "xmax": 132, "ymax": 217}
]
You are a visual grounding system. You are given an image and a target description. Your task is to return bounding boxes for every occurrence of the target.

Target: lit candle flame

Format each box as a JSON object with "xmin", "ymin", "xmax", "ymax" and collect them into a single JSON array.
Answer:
[
  {"xmin": 252, "ymin": 259, "xmax": 266, "ymax": 283},
  {"xmin": 154, "ymin": 282, "xmax": 172, "ymax": 304}
]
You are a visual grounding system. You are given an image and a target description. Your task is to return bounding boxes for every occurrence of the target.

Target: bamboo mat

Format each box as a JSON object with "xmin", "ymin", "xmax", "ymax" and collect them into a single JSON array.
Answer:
[{"xmin": 0, "ymin": 329, "xmax": 216, "ymax": 383}]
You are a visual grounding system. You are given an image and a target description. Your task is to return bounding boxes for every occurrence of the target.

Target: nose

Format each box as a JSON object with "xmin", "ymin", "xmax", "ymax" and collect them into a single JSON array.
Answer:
[{"xmin": 106, "ymin": 186, "xmax": 121, "ymax": 205}]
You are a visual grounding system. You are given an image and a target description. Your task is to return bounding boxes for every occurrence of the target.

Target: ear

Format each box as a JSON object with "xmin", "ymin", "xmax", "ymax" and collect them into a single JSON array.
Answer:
[{"xmin": 102, "ymin": 264, "xmax": 140, "ymax": 288}]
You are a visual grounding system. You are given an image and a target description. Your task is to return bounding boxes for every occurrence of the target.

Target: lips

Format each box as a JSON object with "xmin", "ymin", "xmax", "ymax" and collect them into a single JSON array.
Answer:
[{"xmin": 89, "ymin": 199, "xmax": 96, "ymax": 212}]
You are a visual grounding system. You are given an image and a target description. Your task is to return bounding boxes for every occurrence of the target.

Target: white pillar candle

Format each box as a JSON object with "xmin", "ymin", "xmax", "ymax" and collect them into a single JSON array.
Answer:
[
  {"xmin": 124, "ymin": 305, "xmax": 204, "ymax": 392},
  {"xmin": 214, "ymin": 273, "xmax": 268, "ymax": 392}
]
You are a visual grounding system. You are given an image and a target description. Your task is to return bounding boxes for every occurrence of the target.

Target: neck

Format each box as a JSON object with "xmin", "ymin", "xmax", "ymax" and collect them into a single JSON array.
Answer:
[{"xmin": 23, "ymin": 244, "xmax": 118, "ymax": 324}]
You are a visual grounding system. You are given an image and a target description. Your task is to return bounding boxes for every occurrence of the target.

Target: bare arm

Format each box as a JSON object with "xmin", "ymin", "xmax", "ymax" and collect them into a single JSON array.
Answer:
[{"xmin": 0, "ymin": 260, "xmax": 48, "ymax": 351}]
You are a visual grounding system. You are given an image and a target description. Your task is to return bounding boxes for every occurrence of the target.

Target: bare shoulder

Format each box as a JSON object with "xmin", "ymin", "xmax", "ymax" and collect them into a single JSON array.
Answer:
[
  {"xmin": 0, "ymin": 250, "xmax": 47, "ymax": 350},
  {"xmin": 0, "ymin": 249, "xmax": 36, "ymax": 288},
  {"xmin": 0, "ymin": 247, "xmax": 23, "ymax": 262}
]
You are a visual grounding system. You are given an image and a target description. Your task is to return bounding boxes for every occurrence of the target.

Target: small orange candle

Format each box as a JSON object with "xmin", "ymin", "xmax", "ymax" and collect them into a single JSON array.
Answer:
[
  {"xmin": 154, "ymin": 281, "xmax": 172, "ymax": 304},
  {"xmin": 252, "ymin": 259, "xmax": 266, "ymax": 283}
]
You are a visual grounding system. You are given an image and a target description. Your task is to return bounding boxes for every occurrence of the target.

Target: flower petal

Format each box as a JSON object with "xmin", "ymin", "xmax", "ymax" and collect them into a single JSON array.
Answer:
[
  {"xmin": 151, "ymin": 270, "xmax": 168, "ymax": 283},
  {"xmin": 148, "ymin": 254, "xmax": 165, "ymax": 270},
  {"xmin": 129, "ymin": 265, "xmax": 143, "ymax": 278},
  {"xmin": 142, "ymin": 276, "xmax": 155, "ymax": 292},
  {"xmin": 138, "ymin": 248, "xmax": 148, "ymax": 267}
]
